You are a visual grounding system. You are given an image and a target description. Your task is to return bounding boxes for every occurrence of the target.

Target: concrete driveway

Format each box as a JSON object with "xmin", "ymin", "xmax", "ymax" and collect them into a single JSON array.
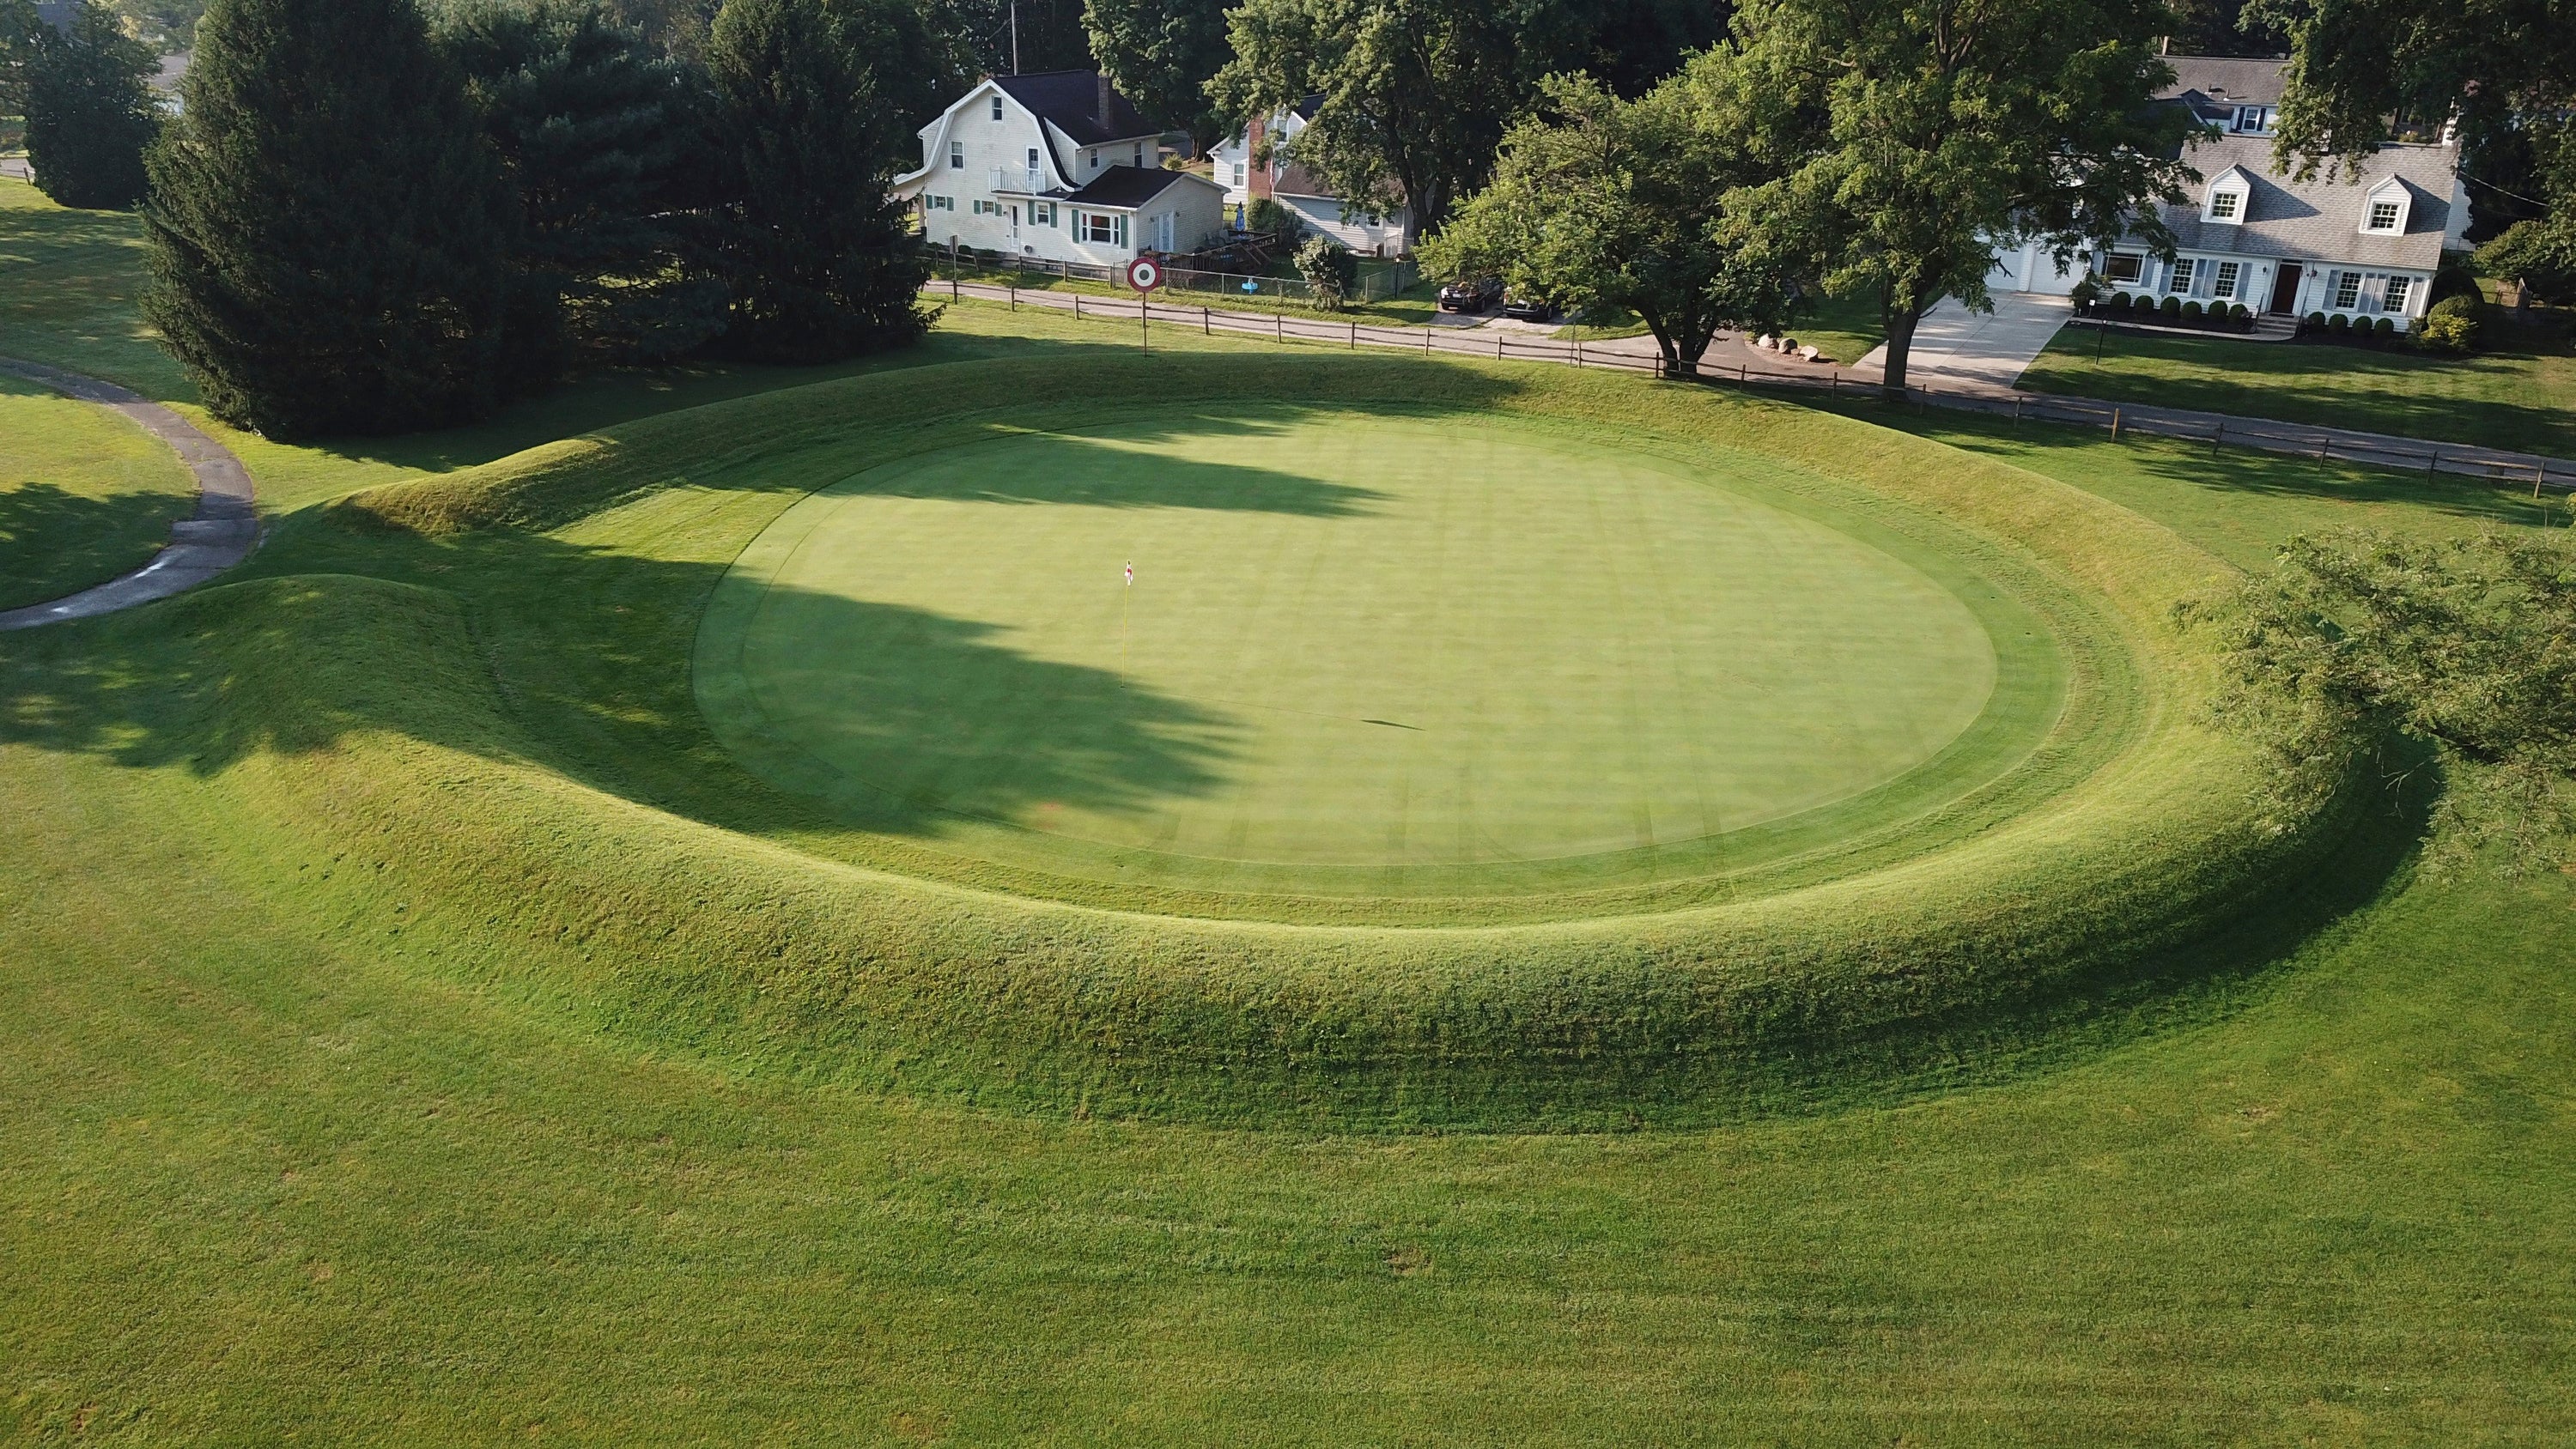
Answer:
[{"xmin": 1856, "ymin": 293, "xmax": 2073, "ymax": 394}]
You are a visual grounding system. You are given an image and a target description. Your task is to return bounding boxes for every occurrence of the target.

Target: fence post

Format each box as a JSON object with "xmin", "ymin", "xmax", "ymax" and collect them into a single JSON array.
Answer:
[
  {"xmin": 2426, "ymin": 450, "xmax": 2438, "ymax": 481},
  {"xmin": 2538, "ymin": 463, "xmax": 2549, "ymax": 500},
  {"xmin": 1739, "ymin": 362, "xmax": 1747, "ymax": 385},
  {"xmin": 1423, "ymin": 328, "xmax": 1431, "ymax": 356},
  {"xmin": 1203, "ymin": 306, "xmax": 1211, "ymax": 336},
  {"xmin": 2318, "ymin": 435, "xmax": 2330, "ymax": 462},
  {"xmin": 1497, "ymin": 334, "xmax": 1505, "ymax": 361},
  {"xmin": 2110, "ymin": 407, "xmax": 2120, "ymax": 441},
  {"xmin": 1350, "ymin": 319, "xmax": 1357, "ymax": 349},
  {"xmin": 1276, "ymin": 312, "xmax": 1284, "ymax": 342},
  {"xmin": 2013, "ymin": 396, "xmax": 2023, "ymax": 428},
  {"xmin": 1073, "ymin": 293, "xmax": 1081, "ymax": 318},
  {"xmin": 2211, "ymin": 421, "xmax": 2222, "ymax": 455},
  {"xmin": 1574, "ymin": 340, "xmax": 1583, "ymax": 369}
]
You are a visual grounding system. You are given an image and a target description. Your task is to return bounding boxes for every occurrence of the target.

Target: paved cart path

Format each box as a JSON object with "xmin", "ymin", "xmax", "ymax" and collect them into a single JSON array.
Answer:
[{"xmin": 0, "ymin": 358, "xmax": 259, "ymax": 631}]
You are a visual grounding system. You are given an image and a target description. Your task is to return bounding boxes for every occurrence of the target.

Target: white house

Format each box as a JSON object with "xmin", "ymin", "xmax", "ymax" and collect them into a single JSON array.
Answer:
[
  {"xmin": 1990, "ymin": 56, "xmax": 2470, "ymax": 330},
  {"xmin": 892, "ymin": 70, "xmax": 1229, "ymax": 267},
  {"xmin": 1212, "ymin": 97, "xmax": 1411, "ymax": 257}
]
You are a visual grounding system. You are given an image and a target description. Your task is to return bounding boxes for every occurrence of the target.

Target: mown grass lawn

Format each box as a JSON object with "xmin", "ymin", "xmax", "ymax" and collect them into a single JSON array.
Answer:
[
  {"xmin": 0, "ymin": 373, "xmax": 195, "ymax": 609},
  {"xmin": 2019, "ymin": 316, "xmax": 2576, "ymax": 458},
  {"xmin": 1, "ymin": 241, "xmax": 2572, "ymax": 1440}
]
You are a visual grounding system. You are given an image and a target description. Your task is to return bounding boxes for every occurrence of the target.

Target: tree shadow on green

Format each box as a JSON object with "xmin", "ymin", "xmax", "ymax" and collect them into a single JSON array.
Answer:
[
  {"xmin": 0, "ymin": 481, "xmax": 190, "ymax": 610},
  {"xmin": 835, "ymin": 421, "xmax": 1389, "ymax": 516}
]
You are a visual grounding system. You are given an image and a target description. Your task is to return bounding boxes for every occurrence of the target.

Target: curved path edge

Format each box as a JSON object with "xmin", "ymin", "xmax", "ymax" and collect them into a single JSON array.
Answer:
[{"xmin": 0, "ymin": 357, "xmax": 259, "ymax": 631}]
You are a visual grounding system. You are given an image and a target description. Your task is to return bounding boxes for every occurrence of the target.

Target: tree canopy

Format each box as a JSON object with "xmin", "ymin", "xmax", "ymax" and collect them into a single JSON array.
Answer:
[
  {"xmin": 704, "ymin": 0, "xmax": 936, "ymax": 361},
  {"xmin": 22, "ymin": 0, "xmax": 161, "ymax": 210},
  {"xmin": 434, "ymin": 0, "xmax": 728, "ymax": 370},
  {"xmin": 143, "ymin": 0, "xmax": 520, "ymax": 436},
  {"xmin": 2189, "ymin": 529, "xmax": 2576, "ymax": 876},
  {"xmin": 1424, "ymin": 66, "xmax": 1792, "ymax": 377},
  {"xmin": 1083, "ymin": 0, "xmax": 1230, "ymax": 152},
  {"xmin": 1727, "ymin": 0, "xmax": 2195, "ymax": 395}
]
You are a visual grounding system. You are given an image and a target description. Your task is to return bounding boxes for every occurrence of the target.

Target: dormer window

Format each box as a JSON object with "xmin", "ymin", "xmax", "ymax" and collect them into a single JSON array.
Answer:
[
  {"xmin": 2360, "ymin": 179, "xmax": 2411, "ymax": 234},
  {"xmin": 2232, "ymin": 106, "xmax": 2276, "ymax": 134},
  {"xmin": 949, "ymin": 141, "xmax": 963, "ymax": 169},
  {"xmin": 990, "ymin": 95, "xmax": 1003, "ymax": 121},
  {"xmin": 2203, "ymin": 170, "xmax": 2250, "ymax": 225}
]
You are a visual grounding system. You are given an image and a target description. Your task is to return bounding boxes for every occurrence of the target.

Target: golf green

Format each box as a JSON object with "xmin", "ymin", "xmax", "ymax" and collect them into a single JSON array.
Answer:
[{"xmin": 696, "ymin": 408, "xmax": 2061, "ymax": 897}]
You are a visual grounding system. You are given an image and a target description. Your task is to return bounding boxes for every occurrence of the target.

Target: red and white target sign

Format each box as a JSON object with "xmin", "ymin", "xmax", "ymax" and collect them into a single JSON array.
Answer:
[{"xmin": 1125, "ymin": 257, "xmax": 1164, "ymax": 293}]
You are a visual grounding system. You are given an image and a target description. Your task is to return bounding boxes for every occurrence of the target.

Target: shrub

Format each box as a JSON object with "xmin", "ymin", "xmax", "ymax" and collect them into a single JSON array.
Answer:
[
  {"xmin": 2305, "ymin": 311, "xmax": 2326, "ymax": 330},
  {"xmin": 2181, "ymin": 300, "xmax": 2203, "ymax": 321},
  {"xmin": 2159, "ymin": 295, "xmax": 2181, "ymax": 319},
  {"xmin": 1245, "ymin": 196, "xmax": 1297, "ymax": 245},
  {"xmin": 1294, "ymin": 233, "xmax": 1358, "ymax": 311},
  {"xmin": 2328, "ymin": 312, "xmax": 2350, "ymax": 333},
  {"xmin": 2229, "ymin": 302, "xmax": 2250, "ymax": 323},
  {"xmin": 2372, "ymin": 316, "xmax": 2395, "ymax": 337},
  {"xmin": 21, "ymin": 1, "xmax": 160, "ymax": 209},
  {"xmin": 2415, "ymin": 294, "xmax": 2480, "ymax": 354},
  {"xmin": 2107, "ymin": 291, "xmax": 2133, "ymax": 313}
]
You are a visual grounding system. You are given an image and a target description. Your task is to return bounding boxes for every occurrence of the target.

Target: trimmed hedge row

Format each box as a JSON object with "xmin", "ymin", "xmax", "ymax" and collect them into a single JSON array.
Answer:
[{"xmin": 225, "ymin": 352, "xmax": 2374, "ymax": 1127}]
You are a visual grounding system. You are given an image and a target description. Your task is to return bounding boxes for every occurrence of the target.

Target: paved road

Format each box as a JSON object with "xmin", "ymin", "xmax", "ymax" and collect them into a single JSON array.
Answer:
[{"xmin": 0, "ymin": 359, "xmax": 260, "ymax": 631}]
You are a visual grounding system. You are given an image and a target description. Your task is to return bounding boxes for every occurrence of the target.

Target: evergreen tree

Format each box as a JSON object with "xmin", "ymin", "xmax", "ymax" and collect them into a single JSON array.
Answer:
[
  {"xmin": 143, "ymin": 0, "xmax": 522, "ymax": 438},
  {"xmin": 1, "ymin": 0, "xmax": 41, "ymax": 121},
  {"xmin": 435, "ymin": 0, "xmax": 726, "ymax": 369},
  {"xmin": 24, "ymin": 1, "xmax": 160, "ymax": 209},
  {"xmin": 704, "ymin": 0, "xmax": 933, "ymax": 362}
]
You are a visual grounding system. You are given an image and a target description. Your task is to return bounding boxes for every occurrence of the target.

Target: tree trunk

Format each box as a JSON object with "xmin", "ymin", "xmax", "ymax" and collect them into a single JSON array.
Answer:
[{"xmin": 1879, "ymin": 299, "xmax": 1922, "ymax": 400}]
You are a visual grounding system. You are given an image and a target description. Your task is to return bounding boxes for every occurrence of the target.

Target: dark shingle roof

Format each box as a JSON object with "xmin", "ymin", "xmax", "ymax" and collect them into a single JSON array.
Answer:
[
  {"xmin": 2144, "ymin": 131, "xmax": 2456, "ymax": 270},
  {"xmin": 993, "ymin": 70, "xmax": 1158, "ymax": 147},
  {"xmin": 1062, "ymin": 166, "xmax": 1194, "ymax": 209},
  {"xmin": 2155, "ymin": 55, "xmax": 2292, "ymax": 113}
]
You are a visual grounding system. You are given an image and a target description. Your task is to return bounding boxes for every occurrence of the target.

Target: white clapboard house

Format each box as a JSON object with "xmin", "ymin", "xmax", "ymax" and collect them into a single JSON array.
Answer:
[
  {"xmin": 1987, "ymin": 56, "xmax": 2469, "ymax": 330},
  {"xmin": 893, "ymin": 70, "xmax": 1229, "ymax": 267}
]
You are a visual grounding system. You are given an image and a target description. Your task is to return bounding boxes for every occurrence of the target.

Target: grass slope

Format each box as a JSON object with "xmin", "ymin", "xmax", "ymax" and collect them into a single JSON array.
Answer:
[
  {"xmin": 1, "ymin": 280, "xmax": 2569, "ymax": 1439},
  {"xmin": 0, "ymin": 375, "xmax": 195, "ymax": 608},
  {"xmin": 2019, "ymin": 321, "xmax": 2576, "ymax": 458}
]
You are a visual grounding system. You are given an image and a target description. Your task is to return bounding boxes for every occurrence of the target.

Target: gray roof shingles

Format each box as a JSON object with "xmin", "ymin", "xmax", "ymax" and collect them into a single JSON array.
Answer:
[
  {"xmin": 1061, "ymin": 165, "xmax": 1195, "ymax": 209},
  {"xmin": 2143, "ymin": 131, "xmax": 2455, "ymax": 270}
]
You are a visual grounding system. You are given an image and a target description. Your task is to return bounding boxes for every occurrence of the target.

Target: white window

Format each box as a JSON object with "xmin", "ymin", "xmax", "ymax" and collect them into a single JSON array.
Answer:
[
  {"xmin": 2383, "ymin": 276, "xmax": 2413, "ymax": 312},
  {"xmin": 1078, "ymin": 211, "xmax": 1126, "ymax": 246},
  {"xmin": 1133, "ymin": 145, "xmax": 1144, "ymax": 167},
  {"xmin": 1026, "ymin": 148, "xmax": 1040, "ymax": 170},
  {"xmin": 948, "ymin": 142, "xmax": 963, "ymax": 170},
  {"xmin": 926, "ymin": 195, "xmax": 953, "ymax": 211},
  {"xmin": 2367, "ymin": 199, "xmax": 2401, "ymax": 232},
  {"xmin": 2170, "ymin": 258, "xmax": 2196, "ymax": 294},
  {"xmin": 2233, "ymin": 106, "xmax": 2275, "ymax": 134},
  {"xmin": 2105, "ymin": 252, "xmax": 2143, "ymax": 283},
  {"xmin": 2214, "ymin": 260, "xmax": 2240, "ymax": 300},
  {"xmin": 990, "ymin": 95, "xmax": 1003, "ymax": 121},
  {"xmin": 2333, "ymin": 271, "xmax": 2361, "ymax": 309},
  {"xmin": 2208, "ymin": 188, "xmax": 2240, "ymax": 221},
  {"xmin": 973, "ymin": 199, "xmax": 998, "ymax": 215},
  {"xmin": 1030, "ymin": 201, "xmax": 1055, "ymax": 227},
  {"xmin": 1233, "ymin": 162, "xmax": 1247, "ymax": 187}
]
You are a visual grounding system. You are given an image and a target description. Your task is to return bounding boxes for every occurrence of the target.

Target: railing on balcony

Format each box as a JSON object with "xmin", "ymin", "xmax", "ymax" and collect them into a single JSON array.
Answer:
[{"xmin": 990, "ymin": 167, "xmax": 1047, "ymax": 194}]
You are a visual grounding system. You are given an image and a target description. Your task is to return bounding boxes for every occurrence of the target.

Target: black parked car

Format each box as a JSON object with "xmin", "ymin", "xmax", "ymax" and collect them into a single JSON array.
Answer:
[
  {"xmin": 1439, "ymin": 276, "xmax": 1504, "ymax": 312},
  {"xmin": 1501, "ymin": 294, "xmax": 1558, "ymax": 322}
]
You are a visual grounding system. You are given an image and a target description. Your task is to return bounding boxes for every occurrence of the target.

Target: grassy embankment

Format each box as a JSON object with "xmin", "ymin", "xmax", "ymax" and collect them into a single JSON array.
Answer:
[
  {"xmin": 2020, "ymin": 310, "xmax": 2576, "ymax": 457},
  {"xmin": 1, "ymin": 190, "xmax": 2570, "ymax": 1438}
]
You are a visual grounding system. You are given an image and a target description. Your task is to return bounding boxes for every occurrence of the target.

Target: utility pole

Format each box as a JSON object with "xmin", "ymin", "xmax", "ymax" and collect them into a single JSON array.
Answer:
[{"xmin": 1010, "ymin": 1, "xmax": 1020, "ymax": 75}]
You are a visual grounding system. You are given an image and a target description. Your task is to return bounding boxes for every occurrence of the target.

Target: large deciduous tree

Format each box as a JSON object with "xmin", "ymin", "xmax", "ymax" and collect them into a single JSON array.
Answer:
[
  {"xmin": 1423, "ymin": 67, "xmax": 1795, "ymax": 377},
  {"xmin": 434, "ymin": 0, "xmax": 727, "ymax": 371},
  {"xmin": 1729, "ymin": 0, "xmax": 2195, "ymax": 397},
  {"xmin": 143, "ymin": 0, "xmax": 521, "ymax": 437},
  {"xmin": 1211, "ymin": 0, "xmax": 1591, "ymax": 246},
  {"xmin": 23, "ymin": 0, "xmax": 161, "ymax": 209},
  {"xmin": 1082, "ymin": 0, "xmax": 1230, "ymax": 152},
  {"xmin": 704, "ymin": 0, "xmax": 935, "ymax": 362}
]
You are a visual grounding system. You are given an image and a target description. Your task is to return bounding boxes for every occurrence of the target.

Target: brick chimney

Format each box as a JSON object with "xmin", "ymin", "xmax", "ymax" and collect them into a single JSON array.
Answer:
[{"xmin": 1097, "ymin": 71, "xmax": 1113, "ymax": 130}]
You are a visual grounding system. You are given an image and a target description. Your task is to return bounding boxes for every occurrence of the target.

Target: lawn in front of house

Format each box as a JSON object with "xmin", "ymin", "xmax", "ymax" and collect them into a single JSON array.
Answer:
[{"xmin": 2018, "ymin": 312, "xmax": 2576, "ymax": 458}]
